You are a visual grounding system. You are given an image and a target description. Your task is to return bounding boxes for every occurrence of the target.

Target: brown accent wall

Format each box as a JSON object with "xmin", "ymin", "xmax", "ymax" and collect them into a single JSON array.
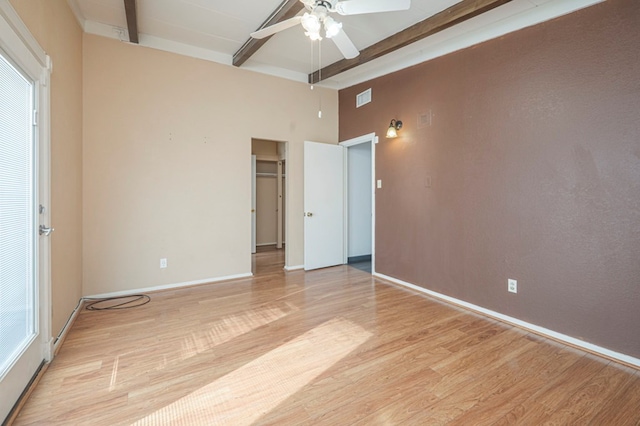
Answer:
[
  {"xmin": 10, "ymin": 0, "xmax": 84, "ymax": 337},
  {"xmin": 339, "ymin": 0, "xmax": 640, "ymax": 358}
]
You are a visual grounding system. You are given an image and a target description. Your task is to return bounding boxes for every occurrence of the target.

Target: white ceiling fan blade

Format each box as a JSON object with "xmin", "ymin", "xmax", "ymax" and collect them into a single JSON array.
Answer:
[
  {"xmin": 336, "ymin": 0, "xmax": 411, "ymax": 16},
  {"xmin": 331, "ymin": 29, "xmax": 359, "ymax": 59},
  {"xmin": 251, "ymin": 16, "xmax": 302, "ymax": 39}
]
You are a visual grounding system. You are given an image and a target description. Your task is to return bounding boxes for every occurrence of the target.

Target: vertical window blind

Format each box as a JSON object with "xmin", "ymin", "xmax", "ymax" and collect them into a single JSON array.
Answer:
[{"xmin": 0, "ymin": 50, "xmax": 36, "ymax": 377}]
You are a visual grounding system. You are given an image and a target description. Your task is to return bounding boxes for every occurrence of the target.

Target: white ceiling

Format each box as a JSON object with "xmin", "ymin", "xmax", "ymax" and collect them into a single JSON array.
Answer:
[{"xmin": 67, "ymin": 0, "xmax": 603, "ymax": 89}]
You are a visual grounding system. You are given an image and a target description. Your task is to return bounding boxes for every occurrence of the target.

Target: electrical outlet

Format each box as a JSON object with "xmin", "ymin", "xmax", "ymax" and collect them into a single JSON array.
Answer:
[
  {"xmin": 160, "ymin": 258, "xmax": 167, "ymax": 268},
  {"xmin": 508, "ymin": 279, "xmax": 517, "ymax": 294}
]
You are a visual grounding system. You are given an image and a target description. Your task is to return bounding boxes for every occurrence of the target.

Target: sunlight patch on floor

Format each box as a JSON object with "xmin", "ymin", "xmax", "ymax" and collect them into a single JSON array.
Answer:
[
  {"xmin": 178, "ymin": 302, "xmax": 299, "ymax": 361},
  {"xmin": 109, "ymin": 302, "xmax": 298, "ymax": 390},
  {"xmin": 109, "ymin": 356, "xmax": 119, "ymax": 392},
  {"xmin": 132, "ymin": 317, "xmax": 371, "ymax": 425}
]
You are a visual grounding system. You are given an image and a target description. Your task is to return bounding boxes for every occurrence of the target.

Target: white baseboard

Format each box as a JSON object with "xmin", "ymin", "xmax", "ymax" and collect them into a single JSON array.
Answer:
[
  {"xmin": 284, "ymin": 265, "xmax": 304, "ymax": 272},
  {"xmin": 256, "ymin": 242, "xmax": 277, "ymax": 247},
  {"xmin": 374, "ymin": 272, "xmax": 640, "ymax": 369},
  {"xmin": 84, "ymin": 272, "xmax": 253, "ymax": 299},
  {"xmin": 45, "ymin": 337, "xmax": 54, "ymax": 362},
  {"xmin": 52, "ymin": 297, "xmax": 84, "ymax": 356}
]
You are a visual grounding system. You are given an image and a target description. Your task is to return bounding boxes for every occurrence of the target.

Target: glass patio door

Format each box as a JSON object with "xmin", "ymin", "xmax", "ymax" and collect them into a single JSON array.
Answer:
[{"xmin": 0, "ymin": 46, "xmax": 47, "ymax": 422}]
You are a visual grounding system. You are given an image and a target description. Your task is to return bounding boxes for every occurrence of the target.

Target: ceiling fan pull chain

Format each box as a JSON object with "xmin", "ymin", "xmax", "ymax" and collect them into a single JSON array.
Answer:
[
  {"xmin": 319, "ymin": 37, "xmax": 322, "ymax": 82},
  {"xmin": 318, "ymin": 39, "xmax": 322, "ymax": 118},
  {"xmin": 310, "ymin": 37, "xmax": 314, "ymax": 90}
]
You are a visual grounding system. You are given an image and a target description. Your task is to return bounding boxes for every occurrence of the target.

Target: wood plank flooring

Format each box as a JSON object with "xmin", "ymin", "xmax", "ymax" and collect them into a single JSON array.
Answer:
[{"xmin": 13, "ymin": 247, "xmax": 640, "ymax": 425}]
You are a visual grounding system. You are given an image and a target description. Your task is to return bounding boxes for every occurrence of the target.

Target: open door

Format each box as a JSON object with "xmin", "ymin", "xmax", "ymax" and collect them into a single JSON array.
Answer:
[{"xmin": 304, "ymin": 141, "xmax": 345, "ymax": 270}]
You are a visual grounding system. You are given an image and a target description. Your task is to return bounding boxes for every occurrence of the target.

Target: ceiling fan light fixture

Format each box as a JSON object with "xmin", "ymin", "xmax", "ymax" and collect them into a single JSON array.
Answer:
[
  {"xmin": 301, "ymin": 12, "xmax": 321, "ymax": 34},
  {"xmin": 250, "ymin": 0, "xmax": 410, "ymax": 58},
  {"xmin": 306, "ymin": 30, "xmax": 323, "ymax": 41},
  {"xmin": 324, "ymin": 16, "xmax": 342, "ymax": 38}
]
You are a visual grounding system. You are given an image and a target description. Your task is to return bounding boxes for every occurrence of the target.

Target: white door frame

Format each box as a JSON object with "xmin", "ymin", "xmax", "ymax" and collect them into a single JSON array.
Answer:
[
  {"xmin": 0, "ymin": 1, "xmax": 52, "ymax": 421},
  {"xmin": 250, "ymin": 140, "xmax": 289, "ymax": 269},
  {"xmin": 339, "ymin": 133, "xmax": 376, "ymax": 274},
  {"xmin": 280, "ymin": 142, "xmax": 289, "ymax": 268},
  {"xmin": 251, "ymin": 155, "xmax": 256, "ymax": 255}
]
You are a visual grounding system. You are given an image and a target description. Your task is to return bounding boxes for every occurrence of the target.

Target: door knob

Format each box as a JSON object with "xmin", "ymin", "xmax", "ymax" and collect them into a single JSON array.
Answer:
[{"xmin": 39, "ymin": 225, "xmax": 54, "ymax": 236}]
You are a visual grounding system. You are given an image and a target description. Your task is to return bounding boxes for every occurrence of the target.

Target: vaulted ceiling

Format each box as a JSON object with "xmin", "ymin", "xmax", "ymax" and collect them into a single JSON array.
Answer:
[{"xmin": 67, "ymin": 0, "xmax": 602, "ymax": 88}]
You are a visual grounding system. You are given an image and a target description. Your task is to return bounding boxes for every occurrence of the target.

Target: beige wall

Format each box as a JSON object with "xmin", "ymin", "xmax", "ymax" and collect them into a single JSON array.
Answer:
[
  {"xmin": 9, "ymin": 0, "xmax": 84, "ymax": 337},
  {"xmin": 83, "ymin": 34, "xmax": 337, "ymax": 295}
]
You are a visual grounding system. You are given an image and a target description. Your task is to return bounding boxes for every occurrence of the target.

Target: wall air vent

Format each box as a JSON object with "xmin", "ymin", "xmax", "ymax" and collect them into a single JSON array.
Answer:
[
  {"xmin": 356, "ymin": 88, "xmax": 372, "ymax": 108},
  {"xmin": 418, "ymin": 110, "xmax": 432, "ymax": 129}
]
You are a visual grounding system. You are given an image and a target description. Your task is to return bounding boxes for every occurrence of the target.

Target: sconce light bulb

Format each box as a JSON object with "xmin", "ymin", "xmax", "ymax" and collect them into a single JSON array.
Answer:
[{"xmin": 386, "ymin": 119, "xmax": 402, "ymax": 138}]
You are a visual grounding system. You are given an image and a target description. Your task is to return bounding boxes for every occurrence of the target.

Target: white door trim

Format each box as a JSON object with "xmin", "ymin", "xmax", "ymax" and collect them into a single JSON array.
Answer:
[
  {"xmin": 251, "ymin": 155, "xmax": 256, "ymax": 255},
  {"xmin": 340, "ymin": 132, "xmax": 377, "ymax": 148},
  {"xmin": 339, "ymin": 133, "xmax": 376, "ymax": 274},
  {"xmin": 250, "ymin": 140, "xmax": 289, "ymax": 269},
  {"xmin": 39, "ymin": 59, "xmax": 53, "ymax": 362},
  {"xmin": 279, "ymin": 142, "xmax": 290, "ymax": 269}
]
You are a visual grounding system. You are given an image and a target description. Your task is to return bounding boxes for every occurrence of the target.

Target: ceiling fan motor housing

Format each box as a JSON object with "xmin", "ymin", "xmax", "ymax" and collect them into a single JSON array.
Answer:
[{"xmin": 307, "ymin": 0, "xmax": 337, "ymax": 14}]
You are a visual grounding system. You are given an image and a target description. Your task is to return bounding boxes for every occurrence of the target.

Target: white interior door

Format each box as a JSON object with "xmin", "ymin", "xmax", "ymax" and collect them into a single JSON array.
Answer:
[
  {"xmin": 0, "ymin": 37, "xmax": 50, "ymax": 422},
  {"xmin": 304, "ymin": 141, "xmax": 345, "ymax": 270}
]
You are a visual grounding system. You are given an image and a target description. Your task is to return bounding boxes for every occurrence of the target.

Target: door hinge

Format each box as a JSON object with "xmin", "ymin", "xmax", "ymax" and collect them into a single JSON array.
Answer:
[{"xmin": 33, "ymin": 110, "xmax": 38, "ymax": 126}]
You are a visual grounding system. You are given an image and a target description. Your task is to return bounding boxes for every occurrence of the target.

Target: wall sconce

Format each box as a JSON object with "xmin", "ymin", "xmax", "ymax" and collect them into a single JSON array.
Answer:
[{"xmin": 386, "ymin": 119, "xmax": 403, "ymax": 138}]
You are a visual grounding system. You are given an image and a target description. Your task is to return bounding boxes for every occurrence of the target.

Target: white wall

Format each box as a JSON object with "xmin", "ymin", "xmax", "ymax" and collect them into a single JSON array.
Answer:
[{"xmin": 347, "ymin": 142, "xmax": 372, "ymax": 258}]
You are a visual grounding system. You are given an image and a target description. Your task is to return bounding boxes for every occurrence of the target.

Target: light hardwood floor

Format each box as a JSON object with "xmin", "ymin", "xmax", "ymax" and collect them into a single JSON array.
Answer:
[{"xmin": 14, "ymin": 247, "xmax": 640, "ymax": 425}]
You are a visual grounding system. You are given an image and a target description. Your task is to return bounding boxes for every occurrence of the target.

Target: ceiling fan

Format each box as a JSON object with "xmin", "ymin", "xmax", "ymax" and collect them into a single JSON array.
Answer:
[{"xmin": 250, "ymin": 0, "xmax": 411, "ymax": 60}]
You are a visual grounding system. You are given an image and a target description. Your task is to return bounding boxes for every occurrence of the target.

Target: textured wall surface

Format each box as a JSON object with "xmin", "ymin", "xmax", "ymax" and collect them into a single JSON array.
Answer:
[{"xmin": 339, "ymin": 0, "xmax": 640, "ymax": 358}]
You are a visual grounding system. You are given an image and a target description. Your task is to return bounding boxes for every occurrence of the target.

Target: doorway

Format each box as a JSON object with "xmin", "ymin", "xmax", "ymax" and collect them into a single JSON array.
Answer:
[
  {"xmin": 302, "ymin": 135, "xmax": 375, "ymax": 273},
  {"xmin": 251, "ymin": 139, "xmax": 287, "ymax": 274},
  {"xmin": 341, "ymin": 133, "xmax": 376, "ymax": 274}
]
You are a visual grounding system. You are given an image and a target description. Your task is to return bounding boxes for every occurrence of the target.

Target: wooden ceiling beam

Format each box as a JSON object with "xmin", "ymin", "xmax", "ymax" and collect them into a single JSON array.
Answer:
[
  {"xmin": 124, "ymin": 0, "xmax": 139, "ymax": 44},
  {"xmin": 233, "ymin": 0, "xmax": 305, "ymax": 67},
  {"xmin": 309, "ymin": 0, "xmax": 512, "ymax": 84}
]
